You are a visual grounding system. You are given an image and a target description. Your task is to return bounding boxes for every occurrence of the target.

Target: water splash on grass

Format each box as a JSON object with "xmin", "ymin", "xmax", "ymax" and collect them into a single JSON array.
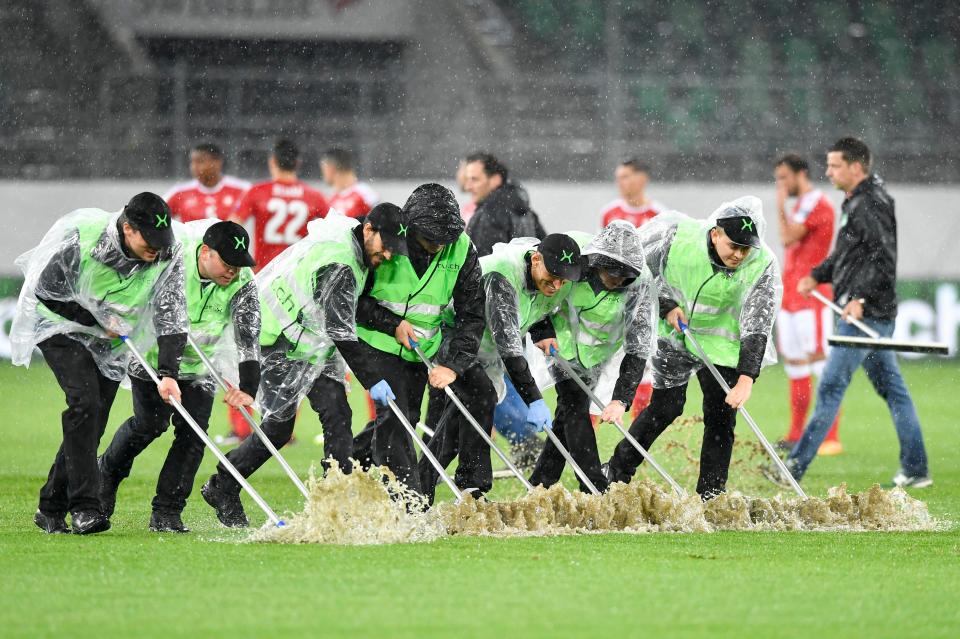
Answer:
[{"xmin": 250, "ymin": 464, "xmax": 936, "ymax": 545}]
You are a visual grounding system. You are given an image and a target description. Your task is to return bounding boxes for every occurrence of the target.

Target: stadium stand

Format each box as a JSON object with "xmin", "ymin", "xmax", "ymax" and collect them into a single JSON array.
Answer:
[{"xmin": 0, "ymin": 0, "xmax": 957, "ymax": 181}]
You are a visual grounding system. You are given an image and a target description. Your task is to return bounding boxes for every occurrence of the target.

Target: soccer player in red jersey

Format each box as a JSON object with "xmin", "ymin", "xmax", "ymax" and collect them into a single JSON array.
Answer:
[
  {"xmin": 600, "ymin": 158, "xmax": 666, "ymax": 416},
  {"xmin": 320, "ymin": 148, "xmax": 379, "ymax": 219},
  {"xmin": 164, "ymin": 143, "xmax": 250, "ymax": 223},
  {"xmin": 600, "ymin": 158, "xmax": 667, "ymax": 229},
  {"xmin": 221, "ymin": 139, "xmax": 328, "ymax": 443},
  {"xmin": 774, "ymin": 154, "xmax": 842, "ymax": 455},
  {"xmin": 231, "ymin": 138, "xmax": 329, "ymax": 270}
]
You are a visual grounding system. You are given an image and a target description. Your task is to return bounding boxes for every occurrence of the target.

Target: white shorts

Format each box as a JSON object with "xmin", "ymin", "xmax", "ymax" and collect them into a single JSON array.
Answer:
[{"xmin": 776, "ymin": 307, "xmax": 834, "ymax": 379}]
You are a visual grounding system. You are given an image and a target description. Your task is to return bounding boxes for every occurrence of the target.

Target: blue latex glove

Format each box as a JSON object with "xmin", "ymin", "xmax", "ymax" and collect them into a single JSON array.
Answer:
[
  {"xmin": 526, "ymin": 399, "xmax": 553, "ymax": 432},
  {"xmin": 370, "ymin": 379, "xmax": 396, "ymax": 406}
]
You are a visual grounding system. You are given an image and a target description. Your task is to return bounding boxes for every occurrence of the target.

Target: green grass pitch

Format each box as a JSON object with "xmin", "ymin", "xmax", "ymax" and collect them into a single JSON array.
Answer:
[{"xmin": 0, "ymin": 359, "xmax": 957, "ymax": 638}]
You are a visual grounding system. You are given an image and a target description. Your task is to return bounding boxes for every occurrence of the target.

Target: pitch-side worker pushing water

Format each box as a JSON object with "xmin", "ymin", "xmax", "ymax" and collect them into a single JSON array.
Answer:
[
  {"xmin": 603, "ymin": 196, "xmax": 783, "ymax": 500},
  {"xmin": 11, "ymin": 193, "xmax": 189, "ymax": 535},
  {"xmin": 97, "ymin": 220, "xmax": 260, "ymax": 533},
  {"xmin": 201, "ymin": 204, "xmax": 410, "ymax": 527}
]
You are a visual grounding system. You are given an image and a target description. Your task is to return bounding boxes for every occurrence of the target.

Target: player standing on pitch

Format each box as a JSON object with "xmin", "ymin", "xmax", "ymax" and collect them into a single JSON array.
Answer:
[
  {"xmin": 164, "ymin": 142, "xmax": 250, "ymax": 223},
  {"xmin": 603, "ymin": 197, "xmax": 781, "ymax": 499},
  {"xmin": 773, "ymin": 154, "xmax": 842, "ymax": 455},
  {"xmin": 11, "ymin": 193, "xmax": 188, "ymax": 535},
  {"xmin": 773, "ymin": 137, "xmax": 931, "ymax": 489},
  {"xmin": 320, "ymin": 147, "xmax": 379, "ymax": 220},
  {"xmin": 97, "ymin": 221, "xmax": 259, "ymax": 533}
]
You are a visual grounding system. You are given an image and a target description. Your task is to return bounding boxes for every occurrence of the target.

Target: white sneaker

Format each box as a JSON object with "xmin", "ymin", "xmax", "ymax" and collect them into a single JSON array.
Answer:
[{"xmin": 892, "ymin": 469, "xmax": 933, "ymax": 489}]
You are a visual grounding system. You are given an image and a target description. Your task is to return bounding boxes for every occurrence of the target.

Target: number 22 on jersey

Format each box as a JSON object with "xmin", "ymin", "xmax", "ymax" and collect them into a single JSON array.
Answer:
[{"xmin": 264, "ymin": 198, "xmax": 309, "ymax": 245}]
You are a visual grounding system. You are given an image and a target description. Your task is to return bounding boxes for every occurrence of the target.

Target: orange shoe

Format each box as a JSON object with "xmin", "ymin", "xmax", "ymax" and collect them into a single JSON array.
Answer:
[{"xmin": 817, "ymin": 440, "xmax": 843, "ymax": 456}]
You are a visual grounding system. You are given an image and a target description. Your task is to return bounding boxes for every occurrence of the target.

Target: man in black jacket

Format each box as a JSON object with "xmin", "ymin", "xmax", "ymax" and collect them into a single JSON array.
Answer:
[
  {"xmin": 778, "ymin": 137, "xmax": 931, "ymax": 488},
  {"xmin": 464, "ymin": 152, "xmax": 546, "ymax": 257},
  {"xmin": 351, "ymin": 184, "xmax": 492, "ymax": 495}
]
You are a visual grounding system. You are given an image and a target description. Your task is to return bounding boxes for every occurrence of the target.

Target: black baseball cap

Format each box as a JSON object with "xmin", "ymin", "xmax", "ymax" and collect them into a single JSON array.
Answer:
[
  {"xmin": 589, "ymin": 254, "xmax": 641, "ymax": 279},
  {"xmin": 123, "ymin": 192, "xmax": 175, "ymax": 248},
  {"xmin": 716, "ymin": 215, "xmax": 761, "ymax": 248},
  {"xmin": 203, "ymin": 221, "xmax": 256, "ymax": 268},
  {"xmin": 537, "ymin": 233, "xmax": 583, "ymax": 281},
  {"xmin": 366, "ymin": 202, "xmax": 409, "ymax": 257}
]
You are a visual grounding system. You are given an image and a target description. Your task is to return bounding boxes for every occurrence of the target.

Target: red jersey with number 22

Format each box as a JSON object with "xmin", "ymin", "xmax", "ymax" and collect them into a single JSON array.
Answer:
[{"xmin": 232, "ymin": 179, "xmax": 329, "ymax": 270}]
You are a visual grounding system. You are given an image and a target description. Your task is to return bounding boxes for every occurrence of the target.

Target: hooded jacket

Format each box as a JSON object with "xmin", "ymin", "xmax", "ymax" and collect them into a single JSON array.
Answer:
[{"xmin": 466, "ymin": 182, "xmax": 546, "ymax": 257}]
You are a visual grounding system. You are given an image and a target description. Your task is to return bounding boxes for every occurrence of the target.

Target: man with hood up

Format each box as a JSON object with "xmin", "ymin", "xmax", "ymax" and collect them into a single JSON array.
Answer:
[
  {"xmin": 352, "ymin": 184, "xmax": 488, "ymax": 494},
  {"xmin": 528, "ymin": 221, "xmax": 655, "ymax": 493},
  {"xmin": 603, "ymin": 196, "xmax": 782, "ymax": 499},
  {"xmin": 11, "ymin": 193, "xmax": 188, "ymax": 535}
]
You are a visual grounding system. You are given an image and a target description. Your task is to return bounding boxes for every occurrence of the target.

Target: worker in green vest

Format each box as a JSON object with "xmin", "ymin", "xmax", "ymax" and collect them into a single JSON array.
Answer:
[
  {"xmin": 528, "ymin": 221, "xmax": 655, "ymax": 493},
  {"xmin": 603, "ymin": 196, "xmax": 782, "ymax": 499},
  {"xmin": 11, "ymin": 193, "xmax": 188, "ymax": 535},
  {"xmin": 200, "ymin": 205, "xmax": 408, "ymax": 527},
  {"xmin": 352, "ymin": 183, "xmax": 489, "ymax": 496},
  {"xmin": 97, "ymin": 220, "xmax": 259, "ymax": 533}
]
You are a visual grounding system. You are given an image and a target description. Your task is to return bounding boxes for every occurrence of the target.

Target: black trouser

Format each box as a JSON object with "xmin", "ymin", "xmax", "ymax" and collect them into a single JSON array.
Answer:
[
  {"xmin": 37, "ymin": 334, "xmax": 121, "ymax": 514},
  {"xmin": 216, "ymin": 373, "xmax": 352, "ymax": 494},
  {"xmin": 351, "ymin": 341, "xmax": 428, "ymax": 492},
  {"xmin": 529, "ymin": 378, "xmax": 609, "ymax": 493},
  {"xmin": 100, "ymin": 376, "xmax": 214, "ymax": 515},
  {"xmin": 417, "ymin": 362, "xmax": 497, "ymax": 504},
  {"xmin": 607, "ymin": 365, "xmax": 740, "ymax": 498}
]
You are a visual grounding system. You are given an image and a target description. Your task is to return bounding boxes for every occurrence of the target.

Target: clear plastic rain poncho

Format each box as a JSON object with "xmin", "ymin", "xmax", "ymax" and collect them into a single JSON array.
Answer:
[
  {"xmin": 245, "ymin": 215, "xmax": 365, "ymax": 421},
  {"xmin": 530, "ymin": 221, "xmax": 657, "ymax": 409},
  {"xmin": 10, "ymin": 208, "xmax": 187, "ymax": 381},
  {"xmin": 126, "ymin": 219, "xmax": 261, "ymax": 393},
  {"xmin": 642, "ymin": 196, "xmax": 782, "ymax": 389},
  {"xmin": 478, "ymin": 237, "xmax": 572, "ymax": 401}
]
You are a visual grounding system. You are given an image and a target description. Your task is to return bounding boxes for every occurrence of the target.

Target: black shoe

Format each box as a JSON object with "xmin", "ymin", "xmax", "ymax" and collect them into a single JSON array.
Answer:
[
  {"xmin": 601, "ymin": 462, "xmax": 629, "ymax": 484},
  {"xmin": 149, "ymin": 511, "xmax": 190, "ymax": 533},
  {"xmin": 201, "ymin": 476, "xmax": 248, "ymax": 528},
  {"xmin": 34, "ymin": 509, "xmax": 69, "ymax": 534},
  {"xmin": 70, "ymin": 510, "xmax": 111, "ymax": 535},
  {"xmin": 98, "ymin": 456, "xmax": 122, "ymax": 519}
]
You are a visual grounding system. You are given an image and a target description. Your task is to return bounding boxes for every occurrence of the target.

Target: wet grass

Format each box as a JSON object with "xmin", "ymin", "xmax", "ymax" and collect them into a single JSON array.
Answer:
[{"xmin": 1, "ymin": 360, "xmax": 957, "ymax": 638}]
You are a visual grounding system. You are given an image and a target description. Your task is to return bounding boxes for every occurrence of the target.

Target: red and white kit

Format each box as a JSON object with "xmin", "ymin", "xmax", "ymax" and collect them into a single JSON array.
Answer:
[
  {"xmin": 600, "ymin": 198, "xmax": 667, "ymax": 229},
  {"xmin": 232, "ymin": 179, "xmax": 329, "ymax": 271},
  {"xmin": 327, "ymin": 182, "xmax": 379, "ymax": 219},
  {"xmin": 776, "ymin": 189, "xmax": 841, "ymax": 446},
  {"xmin": 777, "ymin": 189, "xmax": 837, "ymax": 378},
  {"xmin": 164, "ymin": 176, "xmax": 250, "ymax": 223}
]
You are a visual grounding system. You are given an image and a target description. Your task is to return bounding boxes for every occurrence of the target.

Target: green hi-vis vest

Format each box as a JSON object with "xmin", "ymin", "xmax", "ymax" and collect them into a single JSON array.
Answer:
[
  {"xmin": 661, "ymin": 219, "xmax": 773, "ymax": 367},
  {"xmin": 551, "ymin": 230, "xmax": 630, "ymax": 368},
  {"xmin": 145, "ymin": 238, "xmax": 253, "ymax": 375},
  {"xmin": 260, "ymin": 228, "xmax": 367, "ymax": 364},
  {"xmin": 478, "ymin": 239, "xmax": 572, "ymax": 360},
  {"xmin": 356, "ymin": 233, "xmax": 471, "ymax": 362},
  {"xmin": 37, "ymin": 215, "xmax": 169, "ymax": 347}
]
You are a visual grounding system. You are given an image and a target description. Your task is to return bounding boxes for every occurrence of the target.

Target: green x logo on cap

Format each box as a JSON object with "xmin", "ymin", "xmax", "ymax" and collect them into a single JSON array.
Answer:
[
  {"xmin": 398, "ymin": 223, "xmax": 408, "ymax": 237},
  {"xmin": 155, "ymin": 213, "xmax": 169, "ymax": 228},
  {"xmin": 560, "ymin": 249, "xmax": 574, "ymax": 264},
  {"xmin": 234, "ymin": 235, "xmax": 247, "ymax": 250},
  {"xmin": 741, "ymin": 218, "xmax": 754, "ymax": 232}
]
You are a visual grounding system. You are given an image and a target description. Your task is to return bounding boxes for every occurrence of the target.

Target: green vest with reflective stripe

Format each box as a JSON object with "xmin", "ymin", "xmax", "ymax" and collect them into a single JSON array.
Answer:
[
  {"xmin": 145, "ymin": 238, "xmax": 253, "ymax": 375},
  {"xmin": 661, "ymin": 220, "xmax": 772, "ymax": 367},
  {"xmin": 478, "ymin": 240, "xmax": 572, "ymax": 361},
  {"xmin": 356, "ymin": 232, "xmax": 471, "ymax": 362},
  {"xmin": 38, "ymin": 216, "xmax": 169, "ymax": 347},
  {"xmin": 551, "ymin": 231, "xmax": 628, "ymax": 368},
  {"xmin": 260, "ymin": 230, "xmax": 367, "ymax": 364}
]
